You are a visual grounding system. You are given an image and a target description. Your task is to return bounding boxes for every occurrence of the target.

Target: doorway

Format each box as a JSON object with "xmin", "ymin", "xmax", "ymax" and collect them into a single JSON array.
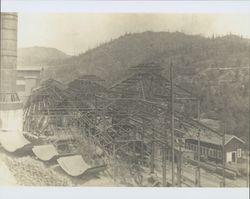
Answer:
[{"xmin": 232, "ymin": 152, "xmax": 236, "ymax": 163}]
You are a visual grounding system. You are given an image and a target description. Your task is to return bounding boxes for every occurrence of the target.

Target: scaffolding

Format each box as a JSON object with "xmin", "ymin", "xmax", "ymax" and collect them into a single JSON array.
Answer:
[{"xmin": 24, "ymin": 63, "xmax": 227, "ymax": 187}]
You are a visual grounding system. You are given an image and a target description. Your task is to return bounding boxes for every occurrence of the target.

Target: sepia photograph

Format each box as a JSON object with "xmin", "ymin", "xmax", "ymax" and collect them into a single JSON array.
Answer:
[{"xmin": 0, "ymin": 1, "xmax": 249, "ymax": 193}]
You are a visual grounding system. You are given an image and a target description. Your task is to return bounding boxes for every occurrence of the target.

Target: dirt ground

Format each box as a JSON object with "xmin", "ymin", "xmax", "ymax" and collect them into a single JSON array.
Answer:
[
  {"xmin": 0, "ymin": 157, "xmax": 16, "ymax": 186},
  {"xmin": 0, "ymin": 147, "xmax": 248, "ymax": 187}
]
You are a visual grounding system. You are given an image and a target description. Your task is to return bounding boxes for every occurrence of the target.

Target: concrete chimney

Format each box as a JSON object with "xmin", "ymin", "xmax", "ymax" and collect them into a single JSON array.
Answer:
[{"xmin": 0, "ymin": 13, "xmax": 23, "ymax": 131}]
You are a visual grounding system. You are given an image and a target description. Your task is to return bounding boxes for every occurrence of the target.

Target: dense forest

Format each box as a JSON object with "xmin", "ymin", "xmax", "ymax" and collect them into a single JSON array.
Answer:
[{"xmin": 42, "ymin": 31, "xmax": 249, "ymax": 141}]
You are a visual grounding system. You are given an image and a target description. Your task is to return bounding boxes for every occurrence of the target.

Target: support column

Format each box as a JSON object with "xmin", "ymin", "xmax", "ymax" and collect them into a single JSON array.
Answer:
[
  {"xmin": 221, "ymin": 121, "xmax": 226, "ymax": 187},
  {"xmin": 150, "ymin": 126, "xmax": 155, "ymax": 173},
  {"xmin": 170, "ymin": 61, "xmax": 175, "ymax": 186},
  {"xmin": 113, "ymin": 143, "xmax": 117, "ymax": 183},
  {"xmin": 196, "ymin": 130, "xmax": 201, "ymax": 187},
  {"xmin": 177, "ymin": 147, "xmax": 182, "ymax": 187}
]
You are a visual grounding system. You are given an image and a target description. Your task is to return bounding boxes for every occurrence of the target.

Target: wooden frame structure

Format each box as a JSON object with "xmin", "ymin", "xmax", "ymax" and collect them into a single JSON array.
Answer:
[{"xmin": 24, "ymin": 63, "xmax": 226, "ymax": 187}]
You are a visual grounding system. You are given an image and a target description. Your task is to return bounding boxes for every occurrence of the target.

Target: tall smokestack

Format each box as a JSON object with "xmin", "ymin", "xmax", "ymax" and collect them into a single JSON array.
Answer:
[{"xmin": 0, "ymin": 12, "xmax": 23, "ymax": 131}]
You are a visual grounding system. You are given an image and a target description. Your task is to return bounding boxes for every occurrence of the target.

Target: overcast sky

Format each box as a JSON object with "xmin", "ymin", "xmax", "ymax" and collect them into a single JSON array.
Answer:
[{"xmin": 18, "ymin": 13, "xmax": 250, "ymax": 55}]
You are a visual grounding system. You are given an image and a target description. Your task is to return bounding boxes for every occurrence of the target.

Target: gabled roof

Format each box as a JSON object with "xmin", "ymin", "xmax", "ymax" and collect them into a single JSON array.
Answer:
[{"xmin": 225, "ymin": 134, "xmax": 245, "ymax": 145}]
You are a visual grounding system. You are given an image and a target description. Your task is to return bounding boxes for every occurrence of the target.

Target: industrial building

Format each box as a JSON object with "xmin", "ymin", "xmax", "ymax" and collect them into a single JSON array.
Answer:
[
  {"xmin": 0, "ymin": 13, "xmax": 23, "ymax": 131},
  {"xmin": 21, "ymin": 62, "xmax": 247, "ymax": 186},
  {"xmin": 185, "ymin": 134, "xmax": 246, "ymax": 164},
  {"xmin": 16, "ymin": 67, "xmax": 42, "ymax": 103},
  {"xmin": 0, "ymin": 12, "xmax": 248, "ymax": 187}
]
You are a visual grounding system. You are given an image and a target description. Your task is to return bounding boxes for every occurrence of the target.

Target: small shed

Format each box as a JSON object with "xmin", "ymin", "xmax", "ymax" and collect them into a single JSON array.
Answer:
[{"xmin": 224, "ymin": 134, "xmax": 245, "ymax": 164}]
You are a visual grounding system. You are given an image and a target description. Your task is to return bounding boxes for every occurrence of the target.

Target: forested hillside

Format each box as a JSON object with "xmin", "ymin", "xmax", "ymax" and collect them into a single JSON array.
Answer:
[{"xmin": 44, "ymin": 31, "xmax": 249, "ymax": 140}]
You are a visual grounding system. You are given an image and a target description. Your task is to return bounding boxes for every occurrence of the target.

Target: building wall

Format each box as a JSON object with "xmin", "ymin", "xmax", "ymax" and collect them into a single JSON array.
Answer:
[
  {"xmin": 17, "ymin": 70, "xmax": 41, "ymax": 78},
  {"xmin": 16, "ymin": 69, "xmax": 41, "ymax": 103},
  {"xmin": 0, "ymin": 108, "xmax": 23, "ymax": 131},
  {"xmin": 225, "ymin": 138, "xmax": 245, "ymax": 163},
  {"xmin": 225, "ymin": 137, "xmax": 245, "ymax": 152},
  {"xmin": 185, "ymin": 139, "xmax": 223, "ymax": 164},
  {"xmin": 185, "ymin": 137, "xmax": 245, "ymax": 165}
]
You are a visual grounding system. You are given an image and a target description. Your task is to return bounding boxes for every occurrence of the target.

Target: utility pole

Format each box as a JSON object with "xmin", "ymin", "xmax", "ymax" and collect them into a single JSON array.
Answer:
[
  {"xmin": 197, "ymin": 130, "xmax": 201, "ymax": 187},
  {"xmin": 246, "ymin": 40, "xmax": 250, "ymax": 188},
  {"xmin": 162, "ymin": 62, "xmax": 174, "ymax": 187},
  {"xmin": 221, "ymin": 82, "xmax": 226, "ymax": 187},
  {"xmin": 162, "ymin": 108, "xmax": 167, "ymax": 186},
  {"xmin": 197, "ymin": 100, "xmax": 200, "ymax": 121},
  {"xmin": 177, "ymin": 142, "xmax": 182, "ymax": 186},
  {"xmin": 197, "ymin": 100, "xmax": 201, "ymax": 187},
  {"xmin": 94, "ymin": 95, "xmax": 97, "ymax": 128},
  {"xmin": 113, "ymin": 142, "xmax": 117, "ymax": 184},
  {"xmin": 222, "ymin": 120, "xmax": 226, "ymax": 187},
  {"xmin": 162, "ymin": 142, "xmax": 167, "ymax": 186},
  {"xmin": 170, "ymin": 61, "xmax": 175, "ymax": 186},
  {"xmin": 141, "ymin": 120, "xmax": 145, "ymax": 166},
  {"xmin": 150, "ymin": 125, "xmax": 155, "ymax": 173}
]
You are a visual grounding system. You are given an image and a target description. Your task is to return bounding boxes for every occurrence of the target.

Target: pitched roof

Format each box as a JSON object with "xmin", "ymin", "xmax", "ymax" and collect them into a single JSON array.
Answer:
[{"xmin": 224, "ymin": 134, "xmax": 245, "ymax": 145}]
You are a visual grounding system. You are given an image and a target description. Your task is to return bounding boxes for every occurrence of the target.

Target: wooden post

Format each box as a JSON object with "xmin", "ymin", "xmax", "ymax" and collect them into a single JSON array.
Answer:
[
  {"xmin": 196, "ymin": 99, "xmax": 201, "ymax": 187},
  {"xmin": 170, "ymin": 61, "xmax": 175, "ymax": 186},
  {"xmin": 133, "ymin": 128, "xmax": 136, "ymax": 161},
  {"xmin": 180, "ymin": 150, "xmax": 182, "ymax": 187},
  {"xmin": 150, "ymin": 125, "xmax": 155, "ymax": 173},
  {"xmin": 197, "ymin": 130, "xmax": 201, "ymax": 187},
  {"xmin": 141, "ymin": 121, "xmax": 145, "ymax": 166},
  {"xmin": 220, "ymin": 82, "xmax": 227, "ymax": 187},
  {"xmin": 162, "ymin": 144, "xmax": 167, "ymax": 186},
  {"xmin": 177, "ymin": 143, "xmax": 182, "ymax": 186},
  {"xmin": 247, "ymin": 40, "xmax": 250, "ymax": 188},
  {"xmin": 222, "ymin": 121, "xmax": 226, "ymax": 187},
  {"xmin": 94, "ymin": 95, "xmax": 97, "ymax": 134},
  {"xmin": 197, "ymin": 100, "xmax": 200, "ymax": 121},
  {"xmin": 221, "ymin": 83, "xmax": 226, "ymax": 187},
  {"xmin": 162, "ymin": 98, "xmax": 168, "ymax": 187},
  {"xmin": 247, "ymin": 149, "xmax": 249, "ymax": 187},
  {"xmin": 113, "ymin": 143, "xmax": 117, "ymax": 183}
]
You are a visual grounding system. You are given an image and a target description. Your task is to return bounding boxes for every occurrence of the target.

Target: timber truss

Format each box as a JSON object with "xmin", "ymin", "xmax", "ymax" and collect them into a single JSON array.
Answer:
[{"xmin": 24, "ymin": 63, "xmax": 223, "ymax": 186}]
